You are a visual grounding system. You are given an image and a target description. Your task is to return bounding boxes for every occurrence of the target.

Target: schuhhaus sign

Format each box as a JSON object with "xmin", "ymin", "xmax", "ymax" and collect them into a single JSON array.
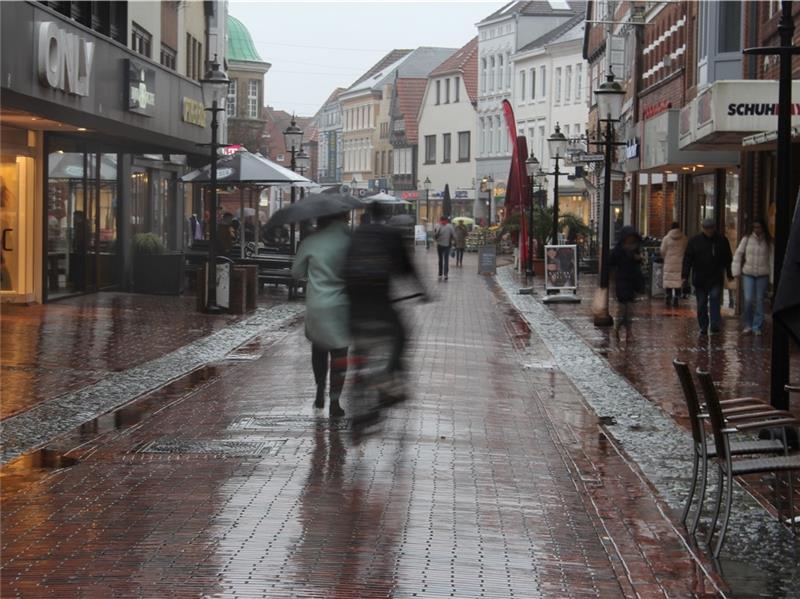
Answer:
[{"xmin": 37, "ymin": 21, "xmax": 94, "ymax": 96}]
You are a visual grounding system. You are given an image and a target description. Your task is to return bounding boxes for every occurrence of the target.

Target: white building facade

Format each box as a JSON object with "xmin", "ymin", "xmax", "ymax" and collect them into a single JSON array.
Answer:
[
  {"xmin": 475, "ymin": 1, "xmax": 584, "ymax": 224},
  {"xmin": 417, "ymin": 37, "xmax": 479, "ymax": 222},
  {"xmin": 512, "ymin": 13, "xmax": 590, "ymax": 223},
  {"xmin": 317, "ymin": 89, "xmax": 344, "ymax": 185}
]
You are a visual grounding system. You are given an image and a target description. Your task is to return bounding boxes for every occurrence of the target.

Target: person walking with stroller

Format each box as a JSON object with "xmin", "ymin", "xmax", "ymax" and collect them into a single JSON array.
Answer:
[
  {"xmin": 434, "ymin": 216, "xmax": 455, "ymax": 280},
  {"xmin": 291, "ymin": 212, "xmax": 351, "ymax": 418},
  {"xmin": 610, "ymin": 226, "xmax": 644, "ymax": 342},
  {"xmin": 732, "ymin": 218, "xmax": 772, "ymax": 335}
]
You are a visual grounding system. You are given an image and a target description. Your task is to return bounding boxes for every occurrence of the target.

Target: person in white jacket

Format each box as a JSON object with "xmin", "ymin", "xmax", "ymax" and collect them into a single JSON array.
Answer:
[{"xmin": 732, "ymin": 218, "xmax": 772, "ymax": 335}]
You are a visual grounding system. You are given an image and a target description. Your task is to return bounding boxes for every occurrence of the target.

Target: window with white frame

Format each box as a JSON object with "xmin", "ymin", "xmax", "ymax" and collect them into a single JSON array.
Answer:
[
  {"xmin": 488, "ymin": 118, "xmax": 494, "ymax": 153},
  {"xmin": 540, "ymin": 66, "xmax": 546, "ymax": 96},
  {"xmin": 520, "ymin": 70, "xmax": 526, "ymax": 101},
  {"xmin": 479, "ymin": 118, "xmax": 485, "ymax": 155},
  {"xmin": 436, "ymin": 80, "xmax": 441, "ymax": 104},
  {"xmin": 458, "ymin": 131, "xmax": 470, "ymax": 161},
  {"xmin": 505, "ymin": 52, "xmax": 511, "ymax": 88},
  {"xmin": 226, "ymin": 81, "xmax": 237, "ymax": 117},
  {"xmin": 555, "ymin": 67, "xmax": 562, "ymax": 103},
  {"xmin": 445, "ymin": 78, "xmax": 451, "ymax": 103},
  {"xmin": 490, "ymin": 57, "xmax": 495, "ymax": 90},
  {"xmin": 575, "ymin": 64, "xmax": 582, "ymax": 101},
  {"xmin": 565, "ymin": 66, "xmax": 572, "ymax": 101},
  {"xmin": 481, "ymin": 58, "xmax": 487, "ymax": 93},
  {"xmin": 495, "ymin": 115, "xmax": 502, "ymax": 153},
  {"xmin": 530, "ymin": 68, "xmax": 536, "ymax": 100},
  {"xmin": 442, "ymin": 133, "xmax": 451, "ymax": 162},
  {"xmin": 498, "ymin": 55, "xmax": 504, "ymax": 88},
  {"xmin": 425, "ymin": 135, "xmax": 436, "ymax": 163},
  {"xmin": 247, "ymin": 80, "xmax": 259, "ymax": 118},
  {"xmin": 454, "ymin": 76, "xmax": 460, "ymax": 102}
]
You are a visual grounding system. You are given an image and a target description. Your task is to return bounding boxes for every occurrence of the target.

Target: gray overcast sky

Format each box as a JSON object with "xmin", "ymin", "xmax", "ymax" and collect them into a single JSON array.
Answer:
[{"xmin": 228, "ymin": 1, "xmax": 506, "ymax": 116}]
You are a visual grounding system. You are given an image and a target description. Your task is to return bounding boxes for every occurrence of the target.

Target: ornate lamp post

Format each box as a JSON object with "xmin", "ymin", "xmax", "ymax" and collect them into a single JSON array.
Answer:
[
  {"xmin": 591, "ymin": 71, "xmax": 625, "ymax": 327},
  {"xmin": 200, "ymin": 56, "xmax": 229, "ymax": 314},
  {"xmin": 524, "ymin": 152, "xmax": 540, "ymax": 280},
  {"xmin": 283, "ymin": 116, "xmax": 303, "ymax": 252},
  {"xmin": 546, "ymin": 124, "xmax": 568, "ymax": 245},
  {"xmin": 423, "ymin": 176, "xmax": 431, "ymax": 248}
]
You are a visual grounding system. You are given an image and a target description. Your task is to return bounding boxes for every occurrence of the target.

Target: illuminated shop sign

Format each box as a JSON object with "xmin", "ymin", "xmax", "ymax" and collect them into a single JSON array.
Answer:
[
  {"xmin": 37, "ymin": 21, "xmax": 94, "ymax": 96},
  {"xmin": 127, "ymin": 60, "xmax": 156, "ymax": 116}
]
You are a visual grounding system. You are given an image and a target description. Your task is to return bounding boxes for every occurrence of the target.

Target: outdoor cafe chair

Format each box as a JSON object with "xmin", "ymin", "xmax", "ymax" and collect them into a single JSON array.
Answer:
[
  {"xmin": 673, "ymin": 360, "xmax": 789, "ymax": 535},
  {"xmin": 696, "ymin": 368, "xmax": 800, "ymax": 558}
]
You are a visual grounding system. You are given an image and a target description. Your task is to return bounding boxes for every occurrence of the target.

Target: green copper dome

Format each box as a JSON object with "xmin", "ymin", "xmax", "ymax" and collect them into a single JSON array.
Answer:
[{"xmin": 227, "ymin": 15, "xmax": 263, "ymax": 63}]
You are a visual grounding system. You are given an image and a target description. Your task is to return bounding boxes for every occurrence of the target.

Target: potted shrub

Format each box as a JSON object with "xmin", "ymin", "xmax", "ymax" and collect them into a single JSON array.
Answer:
[{"xmin": 132, "ymin": 233, "xmax": 184, "ymax": 295}]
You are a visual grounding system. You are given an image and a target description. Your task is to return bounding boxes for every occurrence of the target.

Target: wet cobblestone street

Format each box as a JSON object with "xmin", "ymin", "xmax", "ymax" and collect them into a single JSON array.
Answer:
[{"xmin": 0, "ymin": 252, "xmax": 727, "ymax": 598}]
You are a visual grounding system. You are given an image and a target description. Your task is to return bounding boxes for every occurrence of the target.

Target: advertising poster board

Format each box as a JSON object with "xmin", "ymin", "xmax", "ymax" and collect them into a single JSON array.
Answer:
[
  {"xmin": 217, "ymin": 262, "xmax": 230, "ymax": 309},
  {"xmin": 544, "ymin": 245, "xmax": 578, "ymax": 291},
  {"xmin": 478, "ymin": 244, "xmax": 497, "ymax": 275},
  {"xmin": 414, "ymin": 225, "xmax": 427, "ymax": 244}
]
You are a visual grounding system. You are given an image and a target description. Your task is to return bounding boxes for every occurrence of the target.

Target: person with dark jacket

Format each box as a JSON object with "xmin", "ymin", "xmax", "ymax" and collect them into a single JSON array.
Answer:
[
  {"xmin": 609, "ymin": 226, "xmax": 644, "ymax": 342},
  {"xmin": 344, "ymin": 202, "xmax": 427, "ymax": 408},
  {"xmin": 682, "ymin": 218, "xmax": 733, "ymax": 336}
]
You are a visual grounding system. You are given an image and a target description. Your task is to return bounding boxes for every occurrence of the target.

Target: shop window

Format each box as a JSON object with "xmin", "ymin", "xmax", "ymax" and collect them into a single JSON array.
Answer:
[
  {"xmin": 160, "ymin": 44, "xmax": 177, "ymax": 70},
  {"xmin": 131, "ymin": 23, "xmax": 152, "ymax": 59}
]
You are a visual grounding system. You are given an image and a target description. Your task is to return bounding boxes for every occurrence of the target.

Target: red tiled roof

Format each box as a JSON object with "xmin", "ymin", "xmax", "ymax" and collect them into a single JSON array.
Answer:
[
  {"xmin": 395, "ymin": 78, "xmax": 428, "ymax": 144},
  {"xmin": 429, "ymin": 37, "xmax": 478, "ymax": 104}
]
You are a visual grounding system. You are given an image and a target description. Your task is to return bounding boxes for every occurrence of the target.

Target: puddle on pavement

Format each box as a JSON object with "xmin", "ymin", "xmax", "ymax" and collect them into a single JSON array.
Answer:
[
  {"xmin": 1, "ymin": 365, "xmax": 222, "ymax": 484},
  {"xmin": 225, "ymin": 337, "xmax": 266, "ymax": 361}
]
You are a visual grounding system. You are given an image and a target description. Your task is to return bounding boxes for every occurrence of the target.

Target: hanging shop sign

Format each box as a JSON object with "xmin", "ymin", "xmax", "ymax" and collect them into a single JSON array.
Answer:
[
  {"xmin": 182, "ymin": 97, "xmax": 206, "ymax": 127},
  {"xmin": 625, "ymin": 139, "xmax": 639, "ymax": 159},
  {"xmin": 37, "ymin": 21, "xmax": 94, "ymax": 96},
  {"xmin": 126, "ymin": 60, "xmax": 156, "ymax": 116}
]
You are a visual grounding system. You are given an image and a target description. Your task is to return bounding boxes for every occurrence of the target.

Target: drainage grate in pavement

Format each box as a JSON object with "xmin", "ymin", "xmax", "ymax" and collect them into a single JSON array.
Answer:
[
  {"xmin": 134, "ymin": 438, "xmax": 286, "ymax": 457},
  {"xmin": 228, "ymin": 415, "xmax": 351, "ymax": 431}
]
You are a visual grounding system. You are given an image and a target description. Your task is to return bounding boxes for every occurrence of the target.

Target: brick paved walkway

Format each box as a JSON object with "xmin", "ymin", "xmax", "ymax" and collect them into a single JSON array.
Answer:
[
  {"xmin": 0, "ymin": 251, "xmax": 723, "ymax": 598},
  {"xmin": 0, "ymin": 291, "xmax": 287, "ymax": 420}
]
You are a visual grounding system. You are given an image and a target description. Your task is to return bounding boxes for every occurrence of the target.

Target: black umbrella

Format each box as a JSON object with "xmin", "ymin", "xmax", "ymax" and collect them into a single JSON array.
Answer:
[
  {"xmin": 266, "ymin": 193, "xmax": 362, "ymax": 229},
  {"xmin": 442, "ymin": 184, "xmax": 452, "ymax": 219},
  {"xmin": 774, "ymin": 188, "xmax": 800, "ymax": 345}
]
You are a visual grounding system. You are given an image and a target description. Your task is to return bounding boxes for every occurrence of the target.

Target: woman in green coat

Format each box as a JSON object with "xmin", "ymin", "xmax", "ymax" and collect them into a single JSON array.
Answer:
[{"xmin": 291, "ymin": 212, "xmax": 351, "ymax": 417}]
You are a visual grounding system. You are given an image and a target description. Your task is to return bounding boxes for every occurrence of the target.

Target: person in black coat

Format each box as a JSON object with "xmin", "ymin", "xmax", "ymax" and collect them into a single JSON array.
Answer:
[
  {"xmin": 609, "ymin": 226, "xmax": 644, "ymax": 342},
  {"xmin": 681, "ymin": 218, "xmax": 733, "ymax": 336}
]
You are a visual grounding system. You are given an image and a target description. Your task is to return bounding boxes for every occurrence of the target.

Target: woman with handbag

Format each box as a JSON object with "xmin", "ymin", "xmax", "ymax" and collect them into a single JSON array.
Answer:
[{"xmin": 732, "ymin": 218, "xmax": 772, "ymax": 335}]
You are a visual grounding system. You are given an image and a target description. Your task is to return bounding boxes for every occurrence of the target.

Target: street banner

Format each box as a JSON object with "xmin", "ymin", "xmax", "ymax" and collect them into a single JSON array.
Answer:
[{"xmin": 544, "ymin": 245, "xmax": 578, "ymax": 291}]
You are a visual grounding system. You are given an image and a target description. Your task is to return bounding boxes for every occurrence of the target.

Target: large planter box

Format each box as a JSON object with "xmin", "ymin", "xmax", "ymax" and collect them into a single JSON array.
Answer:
[{"xmin": 133, "ymin": 253, "xmax": 185, "ymax": 295}]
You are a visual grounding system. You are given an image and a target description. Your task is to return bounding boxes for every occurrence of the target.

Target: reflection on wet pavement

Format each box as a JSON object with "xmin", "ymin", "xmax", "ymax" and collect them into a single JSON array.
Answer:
[{"xmin": 0, "ymin": 252, "xmax": 728, "ymax": 598}]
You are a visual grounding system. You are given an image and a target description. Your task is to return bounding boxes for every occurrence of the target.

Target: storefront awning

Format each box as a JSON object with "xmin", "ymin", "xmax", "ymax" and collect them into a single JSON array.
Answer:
[
  {"xmin": 640, "ymin": 109, "xmax": 738, "ymax": 172},
  {"xmin": 679, "ymin": 80, "xmax": 800, "ymax": 151}
]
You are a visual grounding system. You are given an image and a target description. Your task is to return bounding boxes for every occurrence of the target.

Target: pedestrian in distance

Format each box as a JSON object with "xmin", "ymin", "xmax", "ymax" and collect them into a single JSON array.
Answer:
[
  {"xmin": 291, "ymin": 211, "xmax": 352, "ymax": 418},
  {"xmin": 732, "ymin": 218, "xmax": 773, "ymax": 336},
  {"xmin": 659, "ymin": 222, "xmax": 688, "ymax": 308},
  {"xmin": 434, "ymin": 216, "xmax": 455, "ymax": 280},
  {"xmin": 609, "ymin": 226, "xmax": 645, "ymax": 342},
  {"xmin": 453, "ymin": 221, "xmax": 467, "ymax": 268},
  {"xmin": 682, "ymin": 217, "xmax": 734, "ymax": 337}
]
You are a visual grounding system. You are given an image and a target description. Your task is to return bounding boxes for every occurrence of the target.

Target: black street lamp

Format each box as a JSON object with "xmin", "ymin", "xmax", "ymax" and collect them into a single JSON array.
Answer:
[
  {"xmin": 283, "ymin": 116, "xmax": 303, "ymax": 252},
  {"xmin": 545, "ymin": 124, "xmax": 568, "ymax": 245},
  {"xmin": 481, "ymin": 175, "xmax": 494, "ymax": 225},
  {"xmin": 200, "ymin": 56, "xmax": 229, "ymax": 314},
  {"xmin": 744, "ymin": 1, "xmax": 800, "ymax": 412},
  {"xmin": 591, "ymin": 71, "xmax": 625, "ymax": 327},
  {"xmin": 423, "ymin": 177, "xmax": 432, "ymax": 247},
  {"xmin": 524, "ymin": 152, "xmax": 540, "ymax": 280}
]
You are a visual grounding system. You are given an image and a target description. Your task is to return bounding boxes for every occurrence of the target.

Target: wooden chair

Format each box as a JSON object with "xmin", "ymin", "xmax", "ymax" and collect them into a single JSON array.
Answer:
[
  {"xmin": 696, "ymin": 368, "xmax": 800, "ymax": 557},
  {"xmin": 673, "ymin": 360, "xmax": 787, "ymax": 534}
]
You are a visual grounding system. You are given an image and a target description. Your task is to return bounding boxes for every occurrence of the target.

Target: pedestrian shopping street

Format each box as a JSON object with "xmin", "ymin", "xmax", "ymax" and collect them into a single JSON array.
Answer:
[{"xmin": 3, "ymin": 250, "xmax": 798, "ymax": 598}]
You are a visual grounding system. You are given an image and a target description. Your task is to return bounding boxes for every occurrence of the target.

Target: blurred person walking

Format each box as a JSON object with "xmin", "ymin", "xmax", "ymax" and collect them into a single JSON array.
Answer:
[
  {"xmin": 610, "ymin": 226, "xmax": 644, "ymax": 342},
  {"xmin": 453, "ymin": 221, "xmax": 467, "ymax": 268},
  {"xmin": 345, "ymin": 203, "xmax": 427, "ymax": 411},
  {"xmin": 682, "ymin": 218, "xmax": 733, "ymax": 336},
  {"xmin": 434, "ymin": 216, "xmax": 455, "ymax": 280},
  {"xmin": 659, "ymin": 222, "xmax": 687, "ymax": 307},
  {"xmin": 291, "ymin": 212, "xmax": 351, "ymax": 417},
  {"xmin": 732, "ymin": 218, "xmax": 772, "ymax": 335}
]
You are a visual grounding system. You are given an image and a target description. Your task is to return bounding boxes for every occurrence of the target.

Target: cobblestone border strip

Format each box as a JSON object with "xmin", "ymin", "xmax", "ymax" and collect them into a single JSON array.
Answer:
[
  {"xmin": 0, "ymin": 304, "xmax": 305, "ymax": 465},
  {"xmin": 496, "ymin": 266, "xmax": 799, "ymax": 585}
]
